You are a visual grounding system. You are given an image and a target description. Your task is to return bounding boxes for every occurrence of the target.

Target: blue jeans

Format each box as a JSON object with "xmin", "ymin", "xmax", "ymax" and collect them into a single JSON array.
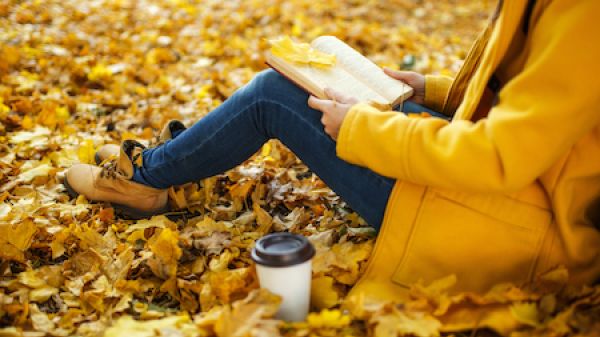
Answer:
[{"xmin": 133, "ymin": 70, "xmax": 445, "ymax": 231}]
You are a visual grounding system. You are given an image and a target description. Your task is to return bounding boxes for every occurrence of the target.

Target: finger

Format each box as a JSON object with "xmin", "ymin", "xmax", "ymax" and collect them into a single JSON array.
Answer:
[
  {"xmin": 324, "ymin": 88, "xmax": 356, "ymax": 104},
  {"xmin": 383, "ymin": 68, "xmax": 414, "ymax": 82},
  {"xmin": 308, "ymin": 95, "xmax": 330, "ymax": 111},
  {"xmin": 320, "ymin": 117, "xmax": 327, "ymax": 128}
]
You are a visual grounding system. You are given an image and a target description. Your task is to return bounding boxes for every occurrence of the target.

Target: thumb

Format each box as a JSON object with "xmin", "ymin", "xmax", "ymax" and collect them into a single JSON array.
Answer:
[
  {"xmin": 308, "ymin": 95, "xmax": 328, "ymax": 111},
  {"xmin": 324, "ymin": 88, "xmax": 357, "ymax": 104},
  {"xmin": 383, "ymin": 68, "xmax": 416, "ymax": 83}
]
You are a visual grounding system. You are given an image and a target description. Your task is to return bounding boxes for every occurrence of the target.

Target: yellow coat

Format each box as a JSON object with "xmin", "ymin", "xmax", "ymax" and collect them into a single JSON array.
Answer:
[{"xmin": 337, "ymin": 0, "xmax": 600, "ymax": 302}]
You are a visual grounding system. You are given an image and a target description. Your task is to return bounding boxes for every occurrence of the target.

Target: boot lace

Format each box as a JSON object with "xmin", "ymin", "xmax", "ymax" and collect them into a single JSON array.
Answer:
[
  {"xmin": 98, "ymin": 140, "xmax": 145, "ymax": 180},
  {"xmin": 99, "ymin": 159, "xmax": 120, "ymax": 179}
]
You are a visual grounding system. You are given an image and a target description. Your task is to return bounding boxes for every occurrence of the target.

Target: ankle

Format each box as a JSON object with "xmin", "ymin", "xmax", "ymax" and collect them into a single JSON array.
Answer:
[{"xmin": 131, "ymin": 165, "xmax": 161, "ymax": 189}]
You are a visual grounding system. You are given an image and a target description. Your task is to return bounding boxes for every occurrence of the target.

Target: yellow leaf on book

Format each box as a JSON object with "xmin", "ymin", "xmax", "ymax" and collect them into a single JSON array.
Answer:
[{"xmin": 269, "ymin": 36, "xmax": 336, "ymax": 68}]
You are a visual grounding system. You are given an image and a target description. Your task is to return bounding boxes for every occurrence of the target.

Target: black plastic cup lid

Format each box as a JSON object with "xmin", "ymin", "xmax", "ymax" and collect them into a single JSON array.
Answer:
[{"xmin": 251, "ymin": 232, "xmax": 316, "ymax": 267}]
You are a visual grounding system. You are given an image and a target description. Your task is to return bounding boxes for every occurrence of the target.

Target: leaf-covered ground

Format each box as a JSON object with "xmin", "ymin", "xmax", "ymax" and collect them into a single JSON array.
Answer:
[{"xmin": 1, "ymin": 0, "xmax": 599, "ymax": 336}]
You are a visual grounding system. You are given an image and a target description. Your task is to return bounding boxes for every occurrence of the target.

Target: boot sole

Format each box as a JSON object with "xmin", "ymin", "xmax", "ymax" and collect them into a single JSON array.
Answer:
[{"xmin": 63, "ymin": 177, "xmax": 169, "ymax": 220}]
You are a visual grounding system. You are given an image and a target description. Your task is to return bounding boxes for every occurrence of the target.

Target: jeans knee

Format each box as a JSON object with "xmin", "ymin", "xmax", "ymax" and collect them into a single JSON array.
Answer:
[
  {"xmin": 247, "ymin": 69, "xmax": 301, "ymax": 101},
  {"xmin": 251, "ymin": 69, "xmax": 287, "ymax": 92}
]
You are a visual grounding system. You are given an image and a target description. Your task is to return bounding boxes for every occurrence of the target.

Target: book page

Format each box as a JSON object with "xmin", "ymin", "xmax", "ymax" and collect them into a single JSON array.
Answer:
[
  {"xmin": 311, "ymin": 36, "xmax": 412, "ymax": 105},
  {"xmin": 266, "ymin": 52, "xmax": 389, "ymax": 105}
]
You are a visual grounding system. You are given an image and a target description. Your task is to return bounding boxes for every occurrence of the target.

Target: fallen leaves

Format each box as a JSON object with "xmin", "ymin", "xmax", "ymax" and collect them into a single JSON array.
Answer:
[
  {"xmin": 306, "ymin": 308, "xmax": 351, "ymax": 329},
  {"xmin": 0, "ymin": 218, "xmax": 37, "ymax": 261},
  {"xmin": 105, "ymin": 314, "xmax": 193, "ymax": 337},
  {"xmin": 312, "ymin": 240, "xmax": 374, "ymax": 286},
  {"xmin": 213, "ymin": 289, "xmax": 282, "ymax": 337},
  {"xmin": 373, "ymin": 310, "xmax": 441, "ymax": 337},
  {"xmin": 1, "ymin": 0, "xmax": 598, "ymax": 336}
]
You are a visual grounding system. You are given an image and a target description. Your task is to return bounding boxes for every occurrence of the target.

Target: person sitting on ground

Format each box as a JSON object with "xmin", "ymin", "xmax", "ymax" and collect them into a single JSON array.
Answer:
[{"xmin": 64, "ymin": 0, "xmax": 600, "ymax": 300}]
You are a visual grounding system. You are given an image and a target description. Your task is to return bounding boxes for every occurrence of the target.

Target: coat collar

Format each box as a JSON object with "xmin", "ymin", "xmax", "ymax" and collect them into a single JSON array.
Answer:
[{"xmin": 453, "ymin": 0, "xmax": 529, "ymax": 121}]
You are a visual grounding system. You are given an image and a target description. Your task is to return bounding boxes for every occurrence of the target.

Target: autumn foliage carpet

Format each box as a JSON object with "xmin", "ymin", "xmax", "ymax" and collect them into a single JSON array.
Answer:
[{"xmin": 0, "ymin": 0, "xmax": 599, "ymax": 336}]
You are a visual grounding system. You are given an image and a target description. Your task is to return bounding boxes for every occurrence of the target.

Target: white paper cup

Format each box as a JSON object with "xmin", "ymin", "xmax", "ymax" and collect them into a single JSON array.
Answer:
[{"xmin": 251, "ymin": 233, "xmax": 316, "ymax": 322}]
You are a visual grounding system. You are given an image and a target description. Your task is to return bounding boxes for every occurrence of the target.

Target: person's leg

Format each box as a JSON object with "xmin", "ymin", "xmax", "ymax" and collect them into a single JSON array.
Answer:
[
  {"xmin": 399, "ymin": 100, "xmax": 450, "ymax": 119},
  {"xmin": 134, "ymin": 70, "xmax": 395, "ymax": 229}
]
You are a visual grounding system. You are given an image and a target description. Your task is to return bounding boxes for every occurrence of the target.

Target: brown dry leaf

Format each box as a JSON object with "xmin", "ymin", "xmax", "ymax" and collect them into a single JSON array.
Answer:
[
  {"xmin": 125, "ymin": 215, "xmax": 176, "ymax": 243},
  {"xmin": 510, "ymin": 302, "xmax": 540, "ymax": 327},
  {"xmin": 214, "ymin": 289, "xmax": 281, "ymax": 337},
  {"xmin": 206, "ymin": 267, "xmax": 254, "ymax": 304},
  {"xmin": 253, "ymin": 203, "xmax": 273, "ymax": 234},
  {"xmin": 312, "ymin": 240, "xmax": 373, "ymax": 285},
  {"xmin": 372, "ymin": 308, "xmax": 441, "ymax": 337},
  {"xmin": 0, "ymin": 218, "xmax": 37, "ymax": 261},
  {"xmin": 146, "ymin": 228, "xmax": 182, "ymax": 280}
]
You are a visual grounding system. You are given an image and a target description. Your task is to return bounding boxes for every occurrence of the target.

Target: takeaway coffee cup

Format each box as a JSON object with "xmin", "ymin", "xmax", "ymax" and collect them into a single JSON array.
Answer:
[{"xmin": 251, "ymin": 232, "xmax": 316, "ymax": 321}]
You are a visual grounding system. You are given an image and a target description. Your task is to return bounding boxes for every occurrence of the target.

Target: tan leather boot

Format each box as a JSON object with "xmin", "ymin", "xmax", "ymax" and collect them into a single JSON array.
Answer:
[
  {"xmin": 65, "ymin": 140, "xmax": 169, "ymax": 219},
  {"xmin": 95, "ymin": 120, "xmax": 187, "ymax": 164}
]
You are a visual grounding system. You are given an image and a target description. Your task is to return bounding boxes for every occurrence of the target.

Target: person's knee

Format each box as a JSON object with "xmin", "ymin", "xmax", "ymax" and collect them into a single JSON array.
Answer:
[
  {"xmin": 251, "ymin": 69, "xmax": 290, "ymax": 94},
  {"xmin": 248, "ymin": 69, "xmax": 297, "ymax": 101}
]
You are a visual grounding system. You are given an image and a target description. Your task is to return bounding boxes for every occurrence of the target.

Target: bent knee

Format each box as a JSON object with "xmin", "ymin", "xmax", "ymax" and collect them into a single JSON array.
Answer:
[
  {"xmin": 251, "ymin": 69, "xmax": 290, "ymax": 92},
  {"xmin": 248, "ymin": 69, "xmax": 305, "ymax": 101}
]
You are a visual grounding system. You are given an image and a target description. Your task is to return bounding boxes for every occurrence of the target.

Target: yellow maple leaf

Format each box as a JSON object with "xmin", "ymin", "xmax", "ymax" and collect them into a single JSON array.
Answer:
[
  {"xmin": 149, "ymin": 228, "xmax": 182, "ymax": 262},
  {"xmin": 77, "ymin": 139, "xmax": 96, "ymax": 164},
  {"xmin": 125, "ymin": 215, "xmax": 176, "ymax": 243},
  {"xmin": 195, "ymin": 83, "xmax": 213, "ymax": 99},
  {"xmin": 88, "ymin": 63, "xmax": 112, "ymax": 82},
  {"xmin": 0, "ymin": 218, "xmax": 37, "ymax": 260},
  {"xmin": 311, "ymin": 276, "xmax": 339, "ymax": 310},
  {"xmin": 269, "ymin": 36, "xmax": 336, "ymax": 67},
  {"xmin": 259, "ymin": 140, "xmax": 275, "ymax": 162},
  {"xmin": 510, "ymin": 302, "xmax": 540, "ymax": 327},
  {"xmin": 307, "ymin": 309, "xmax": 351, "ymax": 329},
  {"xmin": 0, "ymin": 98, "xmax": 10, "ymax": 118},
  {"xmin": 146, "ymin": 228, "xmax": 181, "ymax": 280},
  {"xmin": 21, "ymin": 115, "xmax": 34, "ymax": 129},
  {"xmin": 55, "ymin": 106, "xmax": 70, "ymax": 123}
]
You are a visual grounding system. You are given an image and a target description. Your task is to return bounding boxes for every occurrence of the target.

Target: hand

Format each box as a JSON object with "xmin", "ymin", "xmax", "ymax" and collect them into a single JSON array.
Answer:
[
  {"xmin": 308, "ymin": 88, "xmax": 359, "ymax": 141},
  {"xmin": 383, "ymin": 68, "xmax": 425, "ymax": 105}
]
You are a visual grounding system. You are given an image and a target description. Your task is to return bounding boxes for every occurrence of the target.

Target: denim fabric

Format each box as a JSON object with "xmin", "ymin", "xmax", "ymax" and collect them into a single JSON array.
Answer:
[{"xmin": 133, "ymin": 69, "xmax": 445, "ymax": 230}]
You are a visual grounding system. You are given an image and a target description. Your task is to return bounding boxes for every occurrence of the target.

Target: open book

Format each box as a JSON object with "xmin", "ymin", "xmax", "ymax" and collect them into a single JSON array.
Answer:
[{"xmin": 265, "ymin": 36, "xmax": 413, "ymax": 109}]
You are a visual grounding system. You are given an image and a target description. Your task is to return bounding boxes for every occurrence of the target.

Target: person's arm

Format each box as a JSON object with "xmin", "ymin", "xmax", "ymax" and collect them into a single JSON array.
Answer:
[
  {"xmin": 383, "ymin": 69, "xmax": 453, "ymax": 113},
  {"xmin": 336, "ymin": 0, "xmax": 600, "ymax": 193},
  {"xmin": 424, "ymin": 75, "xmax": 453, "ymax": 113}
]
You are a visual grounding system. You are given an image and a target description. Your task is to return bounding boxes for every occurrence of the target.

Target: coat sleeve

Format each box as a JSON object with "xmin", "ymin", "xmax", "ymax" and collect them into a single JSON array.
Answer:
[
  {"xmin": 424, "ymin": 75, "xmax": 453, "ymax": 112},
  {"xmin": 336, "ymin": 0, "xmax": 600, "ymax": 192}
]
